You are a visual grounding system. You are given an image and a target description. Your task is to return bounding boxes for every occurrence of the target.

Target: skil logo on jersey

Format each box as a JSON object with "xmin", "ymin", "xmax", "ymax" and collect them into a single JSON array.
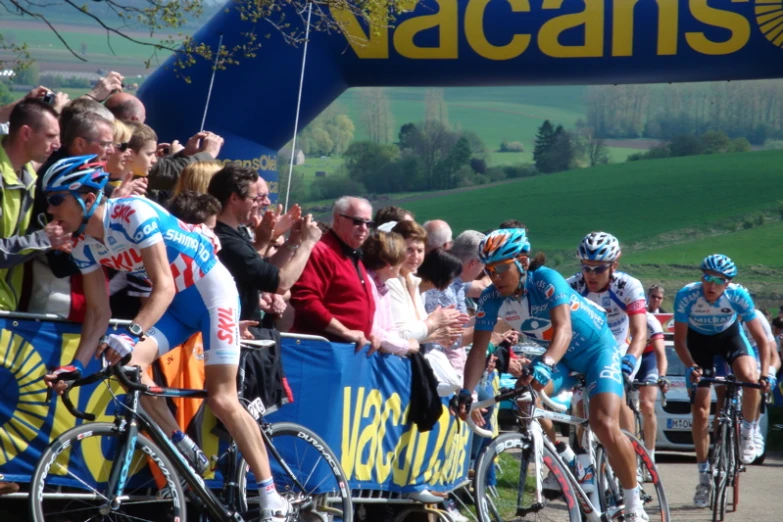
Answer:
[
  {"xmin": 216, "ymin": 307, "xmax": 237, "ymax": 345},
  {"xmin": 111, "ymin": 204, "xmax": 136, "ymax": 224},
  {"xmin": 100, "ymin": 249, "xmax": 144, "ymax": 271}
]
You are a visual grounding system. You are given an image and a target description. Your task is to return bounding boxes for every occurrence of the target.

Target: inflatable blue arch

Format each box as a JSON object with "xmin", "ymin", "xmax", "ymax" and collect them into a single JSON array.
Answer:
[{"xmin": 139, "ymin": 0, "xmax": 783, "ymax": 195}]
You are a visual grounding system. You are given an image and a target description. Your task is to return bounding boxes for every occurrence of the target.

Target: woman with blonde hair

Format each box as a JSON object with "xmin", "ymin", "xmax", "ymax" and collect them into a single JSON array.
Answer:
[
  {"xmin": 172, "ymin": 160, "xmax": 222, "ymax": 196},
  {"xmin": 106, "ymin": 119, "xmax": 134, "ymax": 183}
]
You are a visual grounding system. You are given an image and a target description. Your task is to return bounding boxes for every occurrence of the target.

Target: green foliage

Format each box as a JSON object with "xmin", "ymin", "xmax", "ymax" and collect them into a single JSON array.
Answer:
[
  {"xmin": 533, "ymin": 121, "xmax": 577, "ymax": 173},
  {"xmin": 400, "ymin": 150, "xmax": 783, "ymax": 254},
  {"xmin": 701, "ymin": 131, "xmax": 731, "ymax": 154},
  {"xmin": 310, "ymin": 175, "xmax": 366, "ymax": 201},
  {"xmin": 14, "ymin": 61, "xmax": 39, "ymax": 85},
  {"xmin": 728, "ymin": 137, "xmax": 751, "ymax": 153},
  {"xmin": 0, "ymin": 81, "xmax": 15, "ymax": 105},
  {"xmin": 299, "ymin": 112, "xmax": 355, "ymax": 157},
  {"xmin": 343, "ymin": 141, "xmax": 400, "ymax": 193},
  {"xmin": 38, "ymin": 74, "xmax": 93, "ymax": 89},
  {"xmin": 499, "ymin": 140, "xmax": 524, "ymax": 152}
]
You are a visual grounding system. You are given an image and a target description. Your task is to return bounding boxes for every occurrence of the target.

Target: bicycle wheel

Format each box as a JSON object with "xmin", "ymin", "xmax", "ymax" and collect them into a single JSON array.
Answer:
[
  {"xmin": 236, "ymin": 421, "xmax": 352, "ymax": 522},
  {"xmin": 729, "ymin": 420, "xmax": 740, "ymax": 513},
  {"xmin": 29, "ymin": 422, "xmax": 186, "ymax": 522},
  {"xmin": 711, "ymin": 422, "xmax": 729, "ymax": 522},
  {"xmin": 473, "ymin": 431, "xmax": 582, "ymax": 522},
  {"xmin": 596, "ymin": 431, "xmax": 670, "ymax": 522}
]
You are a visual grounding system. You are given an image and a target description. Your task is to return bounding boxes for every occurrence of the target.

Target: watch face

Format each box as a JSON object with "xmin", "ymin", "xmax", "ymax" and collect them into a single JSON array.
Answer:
[{"xmin": 128, "ymin": 324, "xmax": 143, "ymax": 336}]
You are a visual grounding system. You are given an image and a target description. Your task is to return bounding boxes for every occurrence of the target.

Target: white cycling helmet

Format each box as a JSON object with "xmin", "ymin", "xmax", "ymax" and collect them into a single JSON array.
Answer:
[{"xmin": 577, "ymin": 231, "xmax": 621, "ymax": 262}]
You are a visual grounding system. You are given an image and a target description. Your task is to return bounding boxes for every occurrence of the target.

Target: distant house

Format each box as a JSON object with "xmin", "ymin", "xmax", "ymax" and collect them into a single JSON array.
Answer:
[{"xmin": 279, "ymin": 145, "xmax": 306, "ymax": 166}]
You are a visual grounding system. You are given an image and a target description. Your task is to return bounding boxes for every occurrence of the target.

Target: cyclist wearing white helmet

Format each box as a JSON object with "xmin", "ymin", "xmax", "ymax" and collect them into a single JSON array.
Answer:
[
  {"xmin": 673, "ymin": 254, "xmax": 770, "ymax": 508},
  {"xmin": 568, "ymin": 231, "xmax": 648, "ymax": 432},
  {"xmin": 455, "ymin": 228, "xmax": 648, "ymax": 521},
  {"xmin": 41, "ymin": 155, "xmax": 293, "ymax": 520}
]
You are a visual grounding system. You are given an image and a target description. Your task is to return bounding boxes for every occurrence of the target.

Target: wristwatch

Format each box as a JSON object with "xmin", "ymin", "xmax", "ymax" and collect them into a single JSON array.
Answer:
[
  {"xmin": 126, "ymin": 323, "xmax": 145, "ymax": 340},
  {"xmin": 542, "ymin": 355, "xmax": 556, "ymax": 368}
]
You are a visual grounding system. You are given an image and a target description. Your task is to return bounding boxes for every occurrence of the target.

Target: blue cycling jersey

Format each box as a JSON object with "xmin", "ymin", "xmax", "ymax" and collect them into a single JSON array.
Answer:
[
  {"xmin": 673, "ymin": 282, "xmax": 756, "ymax": 335},
  {"xmin": 475, "ymin": 267, "xmax": 622, "ymax": 397},
  {"xmin": 475, "ymin": 266, "xmax": 610, "ymax": 350}
]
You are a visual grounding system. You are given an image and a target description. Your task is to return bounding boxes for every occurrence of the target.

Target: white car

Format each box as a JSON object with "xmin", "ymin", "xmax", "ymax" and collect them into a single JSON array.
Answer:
[{"xmin": 654, "ymin": 338, "xmax": 769, "ymax": 464}]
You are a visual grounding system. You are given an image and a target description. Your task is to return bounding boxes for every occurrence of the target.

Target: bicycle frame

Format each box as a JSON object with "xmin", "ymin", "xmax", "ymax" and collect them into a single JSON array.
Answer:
[{"xmin": 64, "ymin": 362, "xmax": 312, "ymax": 522}]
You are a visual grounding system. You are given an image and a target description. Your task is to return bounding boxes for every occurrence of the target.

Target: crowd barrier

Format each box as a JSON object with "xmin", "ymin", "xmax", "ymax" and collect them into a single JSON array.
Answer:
[{"xmin": 0, "ymin": 312, "xmax": 472, "ymax": 495}]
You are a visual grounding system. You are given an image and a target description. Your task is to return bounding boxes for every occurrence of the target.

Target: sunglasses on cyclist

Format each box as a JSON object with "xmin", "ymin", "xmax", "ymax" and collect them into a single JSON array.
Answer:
[
  {"xmin": 485, "ymin": 257, "xmax": 525, "ymax": 277},
  {"xmin": 46, "ymin": 193, "xmax": 69, "ymax": 207},
  {"xmin": 339, "ymin": 214, "xmax": 374, "ymax": 228},
  {"xmin": 702, "ymin": 273, "xmax": 729, "ymax": 285},
  {"xmin": 581, "ymin": 263, "xmax": 612, "ymax": 275}
]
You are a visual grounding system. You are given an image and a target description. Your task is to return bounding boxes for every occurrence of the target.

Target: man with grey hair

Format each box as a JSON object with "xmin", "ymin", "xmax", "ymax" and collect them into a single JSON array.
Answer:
[
  {"xmin": 424, "ymin": 219, "xmax": 453, "ymax": 253},
  {"xmin": 290, "ymin": 196, "xmax": 378, "ymax": 350}
]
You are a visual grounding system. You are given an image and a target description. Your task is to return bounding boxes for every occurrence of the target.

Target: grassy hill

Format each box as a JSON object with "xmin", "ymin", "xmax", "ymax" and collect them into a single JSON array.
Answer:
[{"xmin": 391, "ymin": 149, "xmax": 783, "ymax": 305}]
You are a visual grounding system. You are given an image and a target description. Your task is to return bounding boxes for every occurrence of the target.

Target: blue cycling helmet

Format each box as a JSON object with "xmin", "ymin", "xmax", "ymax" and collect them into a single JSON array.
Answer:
[
  {"xmin": 577, "ymin": 231, "xmax": 621, "ymax": 262},
  {"xmin": 701, "ymin": 254, "xmax": 737, "ymax": 279},
  {"xmin": 42, "ymin": 155, "xmax": 109, "ymax": 236},
  {"xmin": 478, "ymin": 228, "xmax": 531, "ymax": 265},
  {"xmin": 42, "ymin": 155, "xmax": 108, "ymax": 194}
]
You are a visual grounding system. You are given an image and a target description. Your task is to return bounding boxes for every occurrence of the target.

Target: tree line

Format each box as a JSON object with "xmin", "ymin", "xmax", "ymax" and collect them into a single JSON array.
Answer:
[{"xmin": 584, "ymin": 81, "xmax": 783, "ymax": 145}]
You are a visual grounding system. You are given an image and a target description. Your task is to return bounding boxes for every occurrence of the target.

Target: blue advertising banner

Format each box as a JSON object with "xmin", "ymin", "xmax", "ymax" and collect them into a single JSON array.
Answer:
[{"xmin": 0, "ymin": 317, "xmax": 471, "ymax": 493}]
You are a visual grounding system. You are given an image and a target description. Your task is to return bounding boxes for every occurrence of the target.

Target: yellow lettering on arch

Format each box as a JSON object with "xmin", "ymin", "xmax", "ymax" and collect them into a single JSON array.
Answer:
[
  {"xmin": 375, "ymin": 393, "xmax": 401, "ymax": 484},
  {"xmin": 465, "ymin": 0, "xmax": 531, "ymax": 60},
  {"xmin": 355, "ymin": 389, "xmax": 383, "ymax": 481},
  {"xmin": 394, "ymin": 0, "xmax": 458, "ymax": 59},
  {"xmin": 538, "ymin": 0, "xmax": 604, "ymax": 58},
  {"xmin": 686, "ymin": 0, "xmax": 750, "ymax": 55}
]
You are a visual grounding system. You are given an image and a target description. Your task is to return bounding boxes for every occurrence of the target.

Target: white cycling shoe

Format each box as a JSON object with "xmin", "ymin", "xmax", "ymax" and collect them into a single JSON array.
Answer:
[
  {"xmin": 754, "ymin": 426, "xmax": 765, "ymax": 460},
  {"xmin": 261, "ymin": 497, "xmax": 292, "ymax": 522},
  {"xmin": 693, "ymin": 481, "xmax": 711, "ymax": 508},
  {"xmin": 739, "ymin": 431, "xmax": 757, "ymax": 464},
  {"xmin": 607, "ymin": 505, "xmax": 649, "ymax": 521}
]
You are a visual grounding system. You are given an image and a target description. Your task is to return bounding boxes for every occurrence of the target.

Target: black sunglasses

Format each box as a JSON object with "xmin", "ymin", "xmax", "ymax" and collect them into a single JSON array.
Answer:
[
  {"xmin": 46, "ymin": 193, "xmax": 68, "ymax": 207},
  {"xmin": 340, "ymin": 214, "xmax": 374, "ymax": 228},
  {"xmin": 115, "ymin": 142, "xmax": 130, "ymax": 152}
]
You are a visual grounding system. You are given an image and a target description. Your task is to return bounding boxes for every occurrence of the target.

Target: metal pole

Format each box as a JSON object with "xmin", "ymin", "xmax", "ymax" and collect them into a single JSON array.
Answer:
[
  {"xmin": 284, "ymin": 3, "xmax": 313, "ymax": 212},
  {"xmin": 200, "ymin": 33, "xmax": 224, "ymax": 132}
]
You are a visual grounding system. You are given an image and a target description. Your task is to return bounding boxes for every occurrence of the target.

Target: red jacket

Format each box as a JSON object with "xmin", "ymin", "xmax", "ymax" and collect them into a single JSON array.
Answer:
[{"xmin": 290, "ymin": 231, "xmax": 375, "ymax": 341}]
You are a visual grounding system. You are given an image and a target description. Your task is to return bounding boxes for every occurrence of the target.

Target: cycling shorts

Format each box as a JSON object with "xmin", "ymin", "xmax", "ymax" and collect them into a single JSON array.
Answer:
[
  {"xmin": 714, "ymin": 343, "xmax": 760, "ymax": 380},
  {"xmin": 148, "ymin": 263, "xmax": 241, "ymax": 366},
  {"xmin": 636, "ymin": 351, "xmax": 659, "ymax": 383},
  {"xmin": 687, "ymin": 320, "xmax": 753, "ymax": 388},
  {"xmin": 548, "ymin": 337, "xmax": 624, "ymax": 399}
]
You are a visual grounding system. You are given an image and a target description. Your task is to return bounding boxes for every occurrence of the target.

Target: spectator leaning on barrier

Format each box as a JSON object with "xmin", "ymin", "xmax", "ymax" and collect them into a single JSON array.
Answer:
[
  {"xmin": 290, "ymin": 196, "xmax": 377, "ymax": 348},
  {"xmin": 423, "ymin": 219, "xmax": 453, "ymax": 253},
  {"xmin": 363, "ymin": 230, "xmax": 419, "ymax": 356},
  {"xmin": 0, "ymin": 99, "xmax": 71, "ymax": 496}
]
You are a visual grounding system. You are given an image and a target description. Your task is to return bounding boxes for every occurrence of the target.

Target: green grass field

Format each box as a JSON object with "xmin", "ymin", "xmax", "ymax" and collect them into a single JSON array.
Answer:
[
  {"xmin": 623, "ymin": 221, "xmax": 783, "ymax": 268},
  {"xmin": 399, "ymin": 150, "xmax": 783, "ymax": 253}
]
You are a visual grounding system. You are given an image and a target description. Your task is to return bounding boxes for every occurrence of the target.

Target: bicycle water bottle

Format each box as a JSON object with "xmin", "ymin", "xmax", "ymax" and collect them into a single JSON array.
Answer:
[
  {"xmin": 555, "ymin": 441, "xmax": 577, "ymax": 471},
  {"xmin": 172, "ymin": 430, "xmax": 209, "ymax": 475},
  {"xmin": 575, "ymin": 448, "xmax": 595, "ymax": 493}
]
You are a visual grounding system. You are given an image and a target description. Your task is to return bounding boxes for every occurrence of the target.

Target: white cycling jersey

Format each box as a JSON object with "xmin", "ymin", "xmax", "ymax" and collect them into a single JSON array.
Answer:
[
  {"xmin": 742, "ymin": 311, "xmax": 775, "ymax": 349},
  {"xmin": 567, "ymin": 271, "xmax": 647, "ymax": 353},
  {"xmin": 643, "ymin": 312, "xmax": 665, "ymax": 355}
]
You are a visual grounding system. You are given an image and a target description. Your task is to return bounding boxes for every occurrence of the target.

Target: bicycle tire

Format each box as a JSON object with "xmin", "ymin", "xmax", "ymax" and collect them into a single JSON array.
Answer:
[
  {"xmin": 596, "ymin": 431, "xmax": 671, "ymax": 522},
  {"xmin": 473, "ymin": 431, "xmax": 582, "ymax": 522},
  {"xmin": 235, "ymin": 421, "xmax": 353, "ymax": 522},
  {"xmin": 711, "ymin": 422, "xmax": 729, "ymax": 522},
  {"xmin": 29, "ymin": 422, "xmax": 186, "ymax": 522}
]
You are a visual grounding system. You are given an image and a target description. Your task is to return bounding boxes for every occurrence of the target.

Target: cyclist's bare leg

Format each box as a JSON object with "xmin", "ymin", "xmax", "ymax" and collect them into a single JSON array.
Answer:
[
  {"xmin": 732, "ymin": 355, "xmax": 761, "ymax": 422},
  {"xmin": 639, "ymin": 386, "xmax": 657, "ymax": 452},
  {"xmin": 205, "ymin": 364, "xmax": 273, "ymax": 481},
  {"xmin": 129, "ymin": 338, "xmax": 180, "ymax": 436},
  {"xmin": 539, "ymin": 381, "xmax": 557, "ymax": 442},
  {"xmin": 691, "ymin": 387, "xmax": 712, "ymax": 463},
  {"xmin": 589, "ymin": 392, "xmax": 637, "ymax": 488}
]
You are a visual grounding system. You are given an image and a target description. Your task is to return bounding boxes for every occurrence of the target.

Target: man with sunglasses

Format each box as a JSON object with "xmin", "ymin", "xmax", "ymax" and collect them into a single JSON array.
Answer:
[
  {"xmin": 567, "ymin": 232, "xmax": 648, "ymax": 433},
  {"xmin": 456, "ymin": 228, "xmax": 647, "ymax": 521},
  {"xmin": 673, "ymin": 254, "xmax": 770, "ymax": 508}
]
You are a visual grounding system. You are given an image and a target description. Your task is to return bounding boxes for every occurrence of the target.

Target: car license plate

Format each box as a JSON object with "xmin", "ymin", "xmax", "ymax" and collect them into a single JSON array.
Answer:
[{"xmin": 667, "ymin": 418, "xmax": 692, "ymax": 430}]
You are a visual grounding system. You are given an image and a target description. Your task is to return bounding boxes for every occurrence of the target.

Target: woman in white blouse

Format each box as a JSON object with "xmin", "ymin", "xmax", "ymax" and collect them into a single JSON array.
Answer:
[{"xmin": 385, "ymin": 220, "xmax": 468, "ymax": 346}]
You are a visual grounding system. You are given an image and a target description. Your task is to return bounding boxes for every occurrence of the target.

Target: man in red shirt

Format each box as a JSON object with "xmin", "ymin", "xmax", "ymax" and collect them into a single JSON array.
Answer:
[{"xmin": 290, "ymin": 196, "xmax": 377, "ymax": 348}]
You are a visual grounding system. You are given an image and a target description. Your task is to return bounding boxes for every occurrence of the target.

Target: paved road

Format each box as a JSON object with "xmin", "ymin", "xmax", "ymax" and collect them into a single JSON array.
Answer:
[{"xmin": 656, "ymin": 450, "xmax": 781, "ymax": 521}]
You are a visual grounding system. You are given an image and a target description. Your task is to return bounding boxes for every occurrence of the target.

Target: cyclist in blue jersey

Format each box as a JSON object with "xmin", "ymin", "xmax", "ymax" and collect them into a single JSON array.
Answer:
[
  {"xmin": 455, "ymin": 229, "xmax": 647, "ymax": 521},
  {"xmin": 673, "ymin": 254, "xmax": 771, "ymax": 508},
  {"xmin": 41, "ymin": 156, "xmax": 291, "ymax": 521}
]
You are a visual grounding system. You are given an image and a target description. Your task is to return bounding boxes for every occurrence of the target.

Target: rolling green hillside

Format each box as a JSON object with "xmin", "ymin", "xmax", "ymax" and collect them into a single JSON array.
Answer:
[{"xmin": 399, "ymin": 150, "xmax": 783, "ymax": 254}]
